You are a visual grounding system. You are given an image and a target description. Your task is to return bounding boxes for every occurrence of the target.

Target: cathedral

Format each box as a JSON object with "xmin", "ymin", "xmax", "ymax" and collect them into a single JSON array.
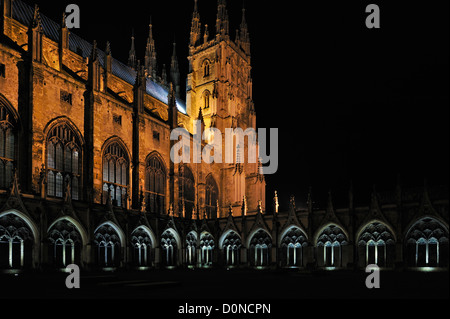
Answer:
[{"xmin": 0, "ymin": 0, "xmax": 448, "ymax": 272}]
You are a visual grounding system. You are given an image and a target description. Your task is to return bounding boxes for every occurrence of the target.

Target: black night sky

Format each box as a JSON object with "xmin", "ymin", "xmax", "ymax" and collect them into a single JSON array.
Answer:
[{"xmin": 36, "ymin": 0, "xmax": 449, "ymax": 211}]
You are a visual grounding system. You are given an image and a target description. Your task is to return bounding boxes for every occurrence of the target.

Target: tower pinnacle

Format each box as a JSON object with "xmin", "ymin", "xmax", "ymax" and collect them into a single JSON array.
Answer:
[
  {"xmin": 128, "ymin": 29, "xmax": 137, "ymax": 70},
  {"xmin": 216, "ymin": 0, "xmax": 229, "ymax": 38},
  {"xmin": 190, "ymin": 0, "xmax": 201, "ymax": 47},
  {"xmin": 239, "ymin": 5, "xmax": 251, "ymax": 55},
  {"xmin": 145, "ymin": 17, "xmax": 158, "ymax": 79},
  {"xmin": 170, "ymin": 42, "xmax": 181, "ymax": 97}
]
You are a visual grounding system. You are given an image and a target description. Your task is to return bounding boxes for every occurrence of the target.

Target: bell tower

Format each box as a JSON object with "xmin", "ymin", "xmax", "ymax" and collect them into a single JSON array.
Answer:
[
  {"xmin": 186, "ymin": 0, "xmax": 255, "ymax": 133},
  {"xmin": 186, "ymin": 0, "xmax": 264, "ymax": 216}
]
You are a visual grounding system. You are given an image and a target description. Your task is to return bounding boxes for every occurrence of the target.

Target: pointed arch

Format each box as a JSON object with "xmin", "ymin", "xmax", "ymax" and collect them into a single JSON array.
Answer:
[
  {"xmin": 356, "ymin": 219, "xmax": 397, "ymax": 244},
  {"xmin": 44, "ymin": 116, "xmax": 85, "ymax": 147},
  {"xmin": 219, "ymin": 230, "xmax": 242, "ymax": 267},
  {"xmin": 131, "ymin": 225, "xmax": 156, "ymax": 267},
  {"xmin": 247, "ymin": 229, "xmax": 272, "ymax": 267},
  {"xmin": 144, "ymin": 152, "xmax": 167, "ymax": 214},
  {"xmin": 219, "ymin": 229, "xmax": 241, "ymax": 250},
  {"xmin": 0, "ymin": 93, "xmax": 21, "ymax": 126},
  {"xmin": 0, "ymin": 210, "xmax": 38, "ymax": 269},
  {"xmin": 313, "ymin": 223, "xmax": 349, "ymax": 246},
  {"xmin": 202, "ymin": 90, "xmax": 211, "ymax": 109},
  {"xmin": 246, "ymin": 228, "xmax": 272, "ymax": 249},
  {"xmin": 47, "ymin": 217, "xmax": 85, "ymax": 267},
  {"xmin": 202, "ymin": 59, "xmax": 211, "ymax": 78},
  {"xmin": 357, "ymin": 220, "xmax": 396, "ymax": 268},
  {"xmin": 45, "ymin": 117, "xmax": 84, "ymax": 200},
  {"xmin": 404, "ymin": 217, "xmax": 449, "ymax": 268},
  {"xmin": 47, "ymin": 216, "xmax": 88, "ymax": 247},
  {"xmin": 101, "ymin": 137, "xmax": 131, "ymax": 207},
  {"xmin": 94, "ymin": 221, "xmax": 125, "ymax": 248},
  {"xmin": 179, "ymin": 165, "xmax": 195, "ymax": 219},
  {"xmin": 0, "ymin": 95, "xmax": 20, "ymax": 189},
  {"xmin": 315, "ymin": 223, "xmax": 348, "ymax": 268},
  {"xmin": 94, "ymin": 221, "xmax": 125, "ymax": 268},
  {"xmin": 161, "ymin": 227, "xmax": 181, "ymax": 248},
  {"xmin": 161, "ymin": 228, "xmax": 181, "ymax": 267},
  {"xmin": 200, "ymin": 231, "xmax": 215, "ymax": 267},
  {"xmin": 280, "ymin": 225, "xmax": 308, "ymax": 268},
  {"xmin": 185, "ymin": 230, "xmax": 198, "ymax": 266},
  {"xmin": 132, "ymin": 225, "xmax": 156, "ymax": 247},
  {"xmin": 0, "ymin": 210, "xmax": 39, "ymax": 244},
  {"xmin": 279, "ymin": 225, "xmax": 308, "ymax": 247}
]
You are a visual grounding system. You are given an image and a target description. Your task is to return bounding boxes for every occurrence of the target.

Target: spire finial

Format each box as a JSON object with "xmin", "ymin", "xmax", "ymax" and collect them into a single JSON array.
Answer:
[
  {"xmin": 216, "ymin": 0, "xmax": 229, "ymax": 36},
  {"xmin": 128, "ymin": 28, "xmax": 137, "ymax": 69},
  {"xmin": 105, "ymin": 41, "xmax": 111, "ymax": 56},
  {"xmin": 62, "ymin": 12, "xmax": 67, "ymax": 29},
  {"xmin": 190, "ymin": 0, "xmax": 202, "ymax": 47}
]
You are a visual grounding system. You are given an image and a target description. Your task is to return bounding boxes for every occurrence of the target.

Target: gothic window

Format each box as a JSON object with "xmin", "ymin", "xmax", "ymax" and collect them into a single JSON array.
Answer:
[
  {"xmin": 48, "ymin": 220, "xmax": 82, "ymax": 267},
  {"xmin": 46, "ymin": 122, "xmax": 82, "ymax": 200},
  {"xmin": 145, "ymin": 155, "xmax": 166, "ymax": 214},
  {"xmin": 102, "ymin": 141, "xmax": 129, "ymax": 207},
  {"xmin": 358, "ymin": 222, "xmax": 395, "ymax": 267},
  {"xmin": 131, "ymin": 227, "xmax": 153, "ymax": 267},
  {"xmin": 222, "ymin": 231, "xmax": 241, "ymax": 267},
  {"xmin": 203, "ymin": 90, "xmax": 211, "ymax": 109},
  {"xmin": 200, "ymin": 232, "xmax": 215, "ymax": 267},
  {"xmin": 317, "ymin": 225, "xmax": 348, "ymax": 268},
  {"xmin": 94, "ymin": 224, "xmax": 121, "ymax": 268},
  {"xmin": 203, "ymin": 60, "xmax": 210, "ymax": 77},
  {"xmin": 280, "ymin": 227, "xmax": 308, "ymax": 267},
  {"xmin": 186, "ymin": 231, "xmax": 197, "ymax": 266},
  {"xmin": 205, "ymin": 175, "xmax": 219, "ymax": 219},
  {"xmin": 0, "ymin": 105, "xmax": 17, "ymax": 189},
  {"xmin": 0, "ymin": 213, "xmax": 33, "ymax": 269},
  {"xmin": 405, "ymin": 218, "xmax": 449, "ymax": 268},
  {"xmin": 161, "ymin": 230, "xmax": 178, "ymax": 267},
  {"xmin": 179, "ymin": 165, "xmax": 195, "ymax": 219},
  {"xmin": 249, "ymin": 230, "xmax": 272, "ymax": 267}
]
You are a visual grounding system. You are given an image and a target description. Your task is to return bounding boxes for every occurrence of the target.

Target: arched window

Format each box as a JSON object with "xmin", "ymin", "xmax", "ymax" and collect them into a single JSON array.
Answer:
[
  {"xmin": 222, "ymin": 231, "xmax": 241, "ymax": 267},
  {"xmin": 358, "ymin": 222, "xmax": 395, "ymax": 267},
  {"xmin": 46, "ymin": 122, "xmax": 82, "ymax": 200},
  {"xmin": 179, "ymin": 165, "xmax": 195, "ymax": 219},
  {"xmin": 249, "ymin": 230, "xmax": 272, "ymax": 267},
  {"xmin": 317, "ymin": 225, "xmax": 348, "ymax": 268},
  {"xmin": 186, "ymin": 231, "xmax": 197, "ymax": 267},
  {"xmin": 161, "ymin": 230, "xmax": 178, "ymax": 268},
  {"xmin": 94, "ymin": 224, "xmax": 121, "ymax": 268},
  {"xmin": 203, "ymin": 91, "xmax": 211, "ymax": 109},
  {"xmin": 203, "ymin": 60, "xmax": 210, "ymax": 77},
  {"xmin": 0, "ymin": 213, "xmax": 33, "ymax": 269},
  {"xmin": 200, "ymin": 232, "xmax": 215, "ymax": 267},
  {"xmin": 102, "ymin": 141, "xmax": 129, "ymax": 207},
  {"xmin": 145, "ymin": 155, "xmax": 166, "ymax": 214},
  {"xmin": 205, "ymin": 175, "xmax": 219, "ymax": 219},
  {"xmin": 48, "ymin": 220, "xmax": 82, "ymax": 267},
  {"xmin": 281, "ymin": 227, "xmax": 308, "ymax": 267},
  {"xmin": 131, "ymin": 227, "xmax": 153, "ymax": 267},
  {"xmin": 405, "ymin": 218, "xmax": 449, "ymax": 268},
  {"xmin": 0, "ymin": 104, "xmax": 16, "ymax": 189}
]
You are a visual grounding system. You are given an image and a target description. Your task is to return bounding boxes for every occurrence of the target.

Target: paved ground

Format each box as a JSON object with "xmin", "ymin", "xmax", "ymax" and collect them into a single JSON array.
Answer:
[{"xmin": 1, "ymin": 268, "xmax": 448, "ymax": 300}]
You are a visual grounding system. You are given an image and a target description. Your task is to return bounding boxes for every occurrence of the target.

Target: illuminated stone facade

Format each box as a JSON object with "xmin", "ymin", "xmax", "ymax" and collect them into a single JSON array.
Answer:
[{"xmin": 0, "ymin": 0, "xmax": 448, "ymax": 271}]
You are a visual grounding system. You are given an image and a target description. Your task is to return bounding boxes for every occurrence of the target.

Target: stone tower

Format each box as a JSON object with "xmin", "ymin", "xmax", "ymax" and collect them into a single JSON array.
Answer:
[{"xmin": 186, "ymin": 0, "xmax": 265, "ymax": 216}]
